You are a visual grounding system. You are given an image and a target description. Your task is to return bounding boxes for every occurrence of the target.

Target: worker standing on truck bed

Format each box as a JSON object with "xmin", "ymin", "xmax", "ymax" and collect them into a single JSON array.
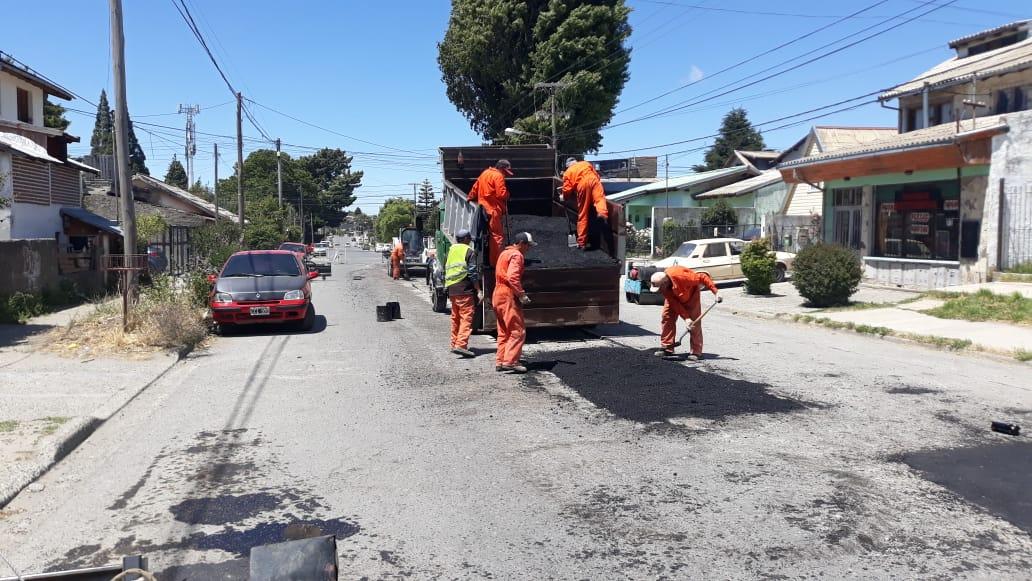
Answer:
[
  {"xmin": 560, "ymin": 157, "xmax": 611, "ymax": 251},
  {"xmin": 493, "ymin": 232, "xmax": 536, "ymax": 374},
  {"xmin": 650, "ymin": 267, "xmax": 722, "ymax": 361},
  {"xmin": 467, "ymin": 159, "xmax": 512, "ymax": 267},
  {"xmin": 446, "ymin": 229, "xmax": 480, "ymax": 358},
  {"xmin": 390, "ymin": 241, "xmax": 403, "ymax": 280}
]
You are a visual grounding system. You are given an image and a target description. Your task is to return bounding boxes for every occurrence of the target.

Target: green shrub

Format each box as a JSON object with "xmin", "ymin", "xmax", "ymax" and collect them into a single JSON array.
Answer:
[
  {"xmin": 741, "ymin": 238, "xmax": 775, "ymax": 295},
  {"xmin": 184, "ymin": 270, "xmax": 212, "ymax": 307},
  {"xmin": 791, "ymin": 243, "xmax": 862, "ymax": 307},
  {"xmin": 7, "ymin": 292, "xmax": 45, "ymax": 319}
]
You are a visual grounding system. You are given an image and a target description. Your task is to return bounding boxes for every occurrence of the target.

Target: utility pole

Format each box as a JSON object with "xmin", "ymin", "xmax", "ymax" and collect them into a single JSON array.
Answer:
[
  {"xmin": 213, "ymin": 142, "xmax": 219, "ymax": 220},
  {"xmin": 110, "ymin": 0, "xmax": 136, "ymax": 331},
  {"xmin": 412, "ymin": 183, "xmax": 419, "ymax": 226},
  {"xmin": 534, "ymin": 82, "xmax": 569, "ymax": 176},
  {"xmin": 275, "ymin": 137, "xmax": 283, "ymax": 207},
  {"xmin": 236, "ymin": 92, "xmax": 244, "ymax": 238},
  {"xmin": 178, "ymin": 104, "xmax": 200, "ymax": 186},
  {"xmin": 299, "ymin": 187, "xmax": 304, "ymax": 242}
]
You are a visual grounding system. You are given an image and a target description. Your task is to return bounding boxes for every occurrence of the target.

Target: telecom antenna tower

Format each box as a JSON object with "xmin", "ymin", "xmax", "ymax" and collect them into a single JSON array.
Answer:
[{"xmin": 178, "ymin": 104, "xmax": 201, "ymax": 186}]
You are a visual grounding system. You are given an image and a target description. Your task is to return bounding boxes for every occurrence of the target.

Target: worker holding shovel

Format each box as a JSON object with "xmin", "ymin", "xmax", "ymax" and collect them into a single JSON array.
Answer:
[{"xmin": 650, "ymin": 267, "xmax": 721, "ymax": 361}]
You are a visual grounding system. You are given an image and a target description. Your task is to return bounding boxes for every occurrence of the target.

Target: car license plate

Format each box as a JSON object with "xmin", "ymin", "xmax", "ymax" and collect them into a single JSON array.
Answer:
[{"xmin": 249, "ymin": 306, "xmax": 270, "ymax": 316}]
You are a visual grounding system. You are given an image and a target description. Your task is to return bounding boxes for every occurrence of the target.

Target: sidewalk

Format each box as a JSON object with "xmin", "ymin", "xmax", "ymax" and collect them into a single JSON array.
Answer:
[
  {"xmin": 722, "ymin": 281, "xmax": 1032, "ymax": 357},
  {"xmin": 0, "ymin": 302, "xmax": 179, "ymax": 507}
]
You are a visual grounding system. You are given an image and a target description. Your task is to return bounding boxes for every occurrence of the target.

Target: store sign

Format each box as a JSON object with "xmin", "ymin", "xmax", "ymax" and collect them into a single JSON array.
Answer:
[
  {"xmin": 912, "ymin": 212, "xmax": 931, "ymax": 223},
  {"xmin": 910, "ymin": 224, "xmax": 930, "ymax": 235},
  {"xmin": 944, "ymin": 199, "xmax": 960, "ymax": 211}
]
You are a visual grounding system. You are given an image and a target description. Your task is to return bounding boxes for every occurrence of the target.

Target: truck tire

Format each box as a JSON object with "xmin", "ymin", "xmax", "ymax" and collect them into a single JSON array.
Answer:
[{"xmin": 432, "ymin": 288, "xmax": 448, "ymax": 313}]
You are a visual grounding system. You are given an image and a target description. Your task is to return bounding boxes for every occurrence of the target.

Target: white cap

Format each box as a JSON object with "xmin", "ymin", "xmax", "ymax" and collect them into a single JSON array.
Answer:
[
  {"xmin": 649, "ymin": 271, "xmax": 667, "ymax": 292},
  {"xmin": 565, "ymin": 157, "xmax": 577, "ymax": 168}
]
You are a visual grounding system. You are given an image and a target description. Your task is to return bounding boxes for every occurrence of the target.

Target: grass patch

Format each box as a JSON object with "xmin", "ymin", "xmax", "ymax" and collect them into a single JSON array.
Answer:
[
  {"xmin": 1015, "ymin": 349, "xmax": 1032, "ymax": 362},
  {"xmin": 816, "ymin": 301, "xmax": 896, "ymax": 313},
  {"xmin": 0, "ymin": 420, "xmax": 18, "ymax": 433},
  {"xmin": 1005, "ymin": 262, "xmax": 1032, "ymax": 275},
  {"xmin": 923, "ymin": 289, "xmax": 1032, "ymax": 325},
  {"xmin": 39, "ymin": 416, "xmax": 69, "ymax": 435},
  {"xmin": 791, "ymin": 315, "xmax": 970, "ymax": 351}
]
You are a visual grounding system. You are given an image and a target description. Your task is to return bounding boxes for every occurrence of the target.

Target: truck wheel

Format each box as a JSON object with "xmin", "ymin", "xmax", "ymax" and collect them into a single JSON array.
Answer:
[
  {"xmin": 432, "ymin": 289, "xmax": 448, "ymax": 313},
  {"xmin": 774, "ymin": 264, "xmax": 787, "ymax": 283}
]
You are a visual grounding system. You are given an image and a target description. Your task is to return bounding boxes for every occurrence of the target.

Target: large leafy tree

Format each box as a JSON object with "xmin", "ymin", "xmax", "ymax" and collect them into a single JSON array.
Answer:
[
  {"xmin": 693, "ymin": 107, "xmax": 766, "ymax": 172},
  {"xmin": 43, "ymin": 98, "xmax": 70, "ymax": 130},
  {"xmin": 438, "ymin": 0, "xmax": 631, "ymax": 154},
  {"xmin": 375, "ymin": 198, "xmax": 416, "ymax": 243},
  {"xmin": 164, "ymin": 156, "xmax": 188, "ymax": 189},
  {"xmin": 89, "ymin": 89, "xmax": 149, "ymax": 174}
]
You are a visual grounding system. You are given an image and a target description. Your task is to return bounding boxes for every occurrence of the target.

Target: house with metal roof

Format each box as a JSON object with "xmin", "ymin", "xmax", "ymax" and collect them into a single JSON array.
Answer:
[{"xmin": 779, "ymin": 21, "xmax": 1032, "ymax": 289}]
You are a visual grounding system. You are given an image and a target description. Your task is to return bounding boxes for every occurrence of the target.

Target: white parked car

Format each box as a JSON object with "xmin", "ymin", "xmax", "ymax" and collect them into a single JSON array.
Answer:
[
  {"xmin": 653, "ymin": 238, "xmax": 794, "ymax": 283},
  {"xmin": 313, "ymin": 242, "xmax": 329, "ymax": 257}
]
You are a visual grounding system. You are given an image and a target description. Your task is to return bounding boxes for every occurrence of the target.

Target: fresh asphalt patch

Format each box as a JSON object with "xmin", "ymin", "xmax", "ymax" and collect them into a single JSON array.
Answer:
[
  {"xmin": 524, "ymin": 345, "xmax": 807, "ymax": 423},
  {"xmin": 899, "ymin": 440, "xmax": 1032, "ymax": 534}
]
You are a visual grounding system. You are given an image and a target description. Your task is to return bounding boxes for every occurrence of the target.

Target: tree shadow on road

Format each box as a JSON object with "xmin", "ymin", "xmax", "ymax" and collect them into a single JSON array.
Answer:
[{"xmin": 0, "ymin": 323, "xmax": 53, "ymax": 349}]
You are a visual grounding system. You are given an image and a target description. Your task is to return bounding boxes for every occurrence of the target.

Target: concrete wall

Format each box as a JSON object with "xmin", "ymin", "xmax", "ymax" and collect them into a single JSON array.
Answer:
[
  {"xmin": 9, "ymin": 201, "xmax": 62, "ymax": 241},
  {"xmin": 986, "ymin": 110, "xmax": 1032, "ymax": 274},
  {"xmin": 0, "ymin": 70, "xmax": 45, "ymax": 127},
  {"xmin": 0, "ymin": 239, "xmax": 59, "ymax": 294},
  {"xmin": 960, "ymin": 174, "xmax": 989, "ymax": 283}
]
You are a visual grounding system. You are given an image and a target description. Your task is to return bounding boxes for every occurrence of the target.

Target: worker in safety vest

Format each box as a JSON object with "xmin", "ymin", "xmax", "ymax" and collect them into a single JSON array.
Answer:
[
  {"xmin": 650, "ymin": 267, "xmax": 721, "ymax": 360},
  {"xmin": 467, "ymin": 159, "xmax": 512, "ymax": 267},
  {"xmin": 560, "ymin": 157, "xmax": 610, "ymax": 251},
  {"xmin": 390, "ymin": 241, "xmax": 403, "ymax": 280},
  {"xmin": 445, "ymin": 229, "xmax": 480, "ymax": 358},
  {"xmin": 493, "ymin": 232, "xmax": 535, "ymax": 374}
]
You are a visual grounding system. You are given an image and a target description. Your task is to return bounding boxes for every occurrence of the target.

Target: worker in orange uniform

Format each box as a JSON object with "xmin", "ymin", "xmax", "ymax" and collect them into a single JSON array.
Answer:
[
  {"xmin": 560, "ymin": 157, "xmax": 611, "ymax": 251},
  {"xmin": 493, "ymin": 232, "xmax": 536, "ymax": 374},
  {"xmin": 650, "ymin": 266, "xmax": 722, "ymax": 361},
  {"xmin": 390, "ymin": 241, "xmax": 403, "ymax": 280},
  {"xmin": 467, "ymin": 159, "xmax": 513, "ymax": 266}
]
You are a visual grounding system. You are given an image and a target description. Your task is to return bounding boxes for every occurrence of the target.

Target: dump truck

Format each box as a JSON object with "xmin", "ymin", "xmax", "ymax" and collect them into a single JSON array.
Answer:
[{"xmin": 428, "ymin": 145, "xmax": 624, "ymax": 329}]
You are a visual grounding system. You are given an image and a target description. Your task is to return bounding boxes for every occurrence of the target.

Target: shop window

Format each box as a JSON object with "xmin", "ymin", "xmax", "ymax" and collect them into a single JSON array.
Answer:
[
  {"xmin": 832, "ymin": 187, "xmax": 862, "ymax": 250},
  {"xmin": 875, "ymin": 185, "xmax": 959, "ymax": 261}
]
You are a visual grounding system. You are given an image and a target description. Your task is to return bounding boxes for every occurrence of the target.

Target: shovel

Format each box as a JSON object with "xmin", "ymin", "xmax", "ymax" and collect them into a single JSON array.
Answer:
[{"xmin": 643, "ymin": 298, "xmax": 720, "ymax": 353}]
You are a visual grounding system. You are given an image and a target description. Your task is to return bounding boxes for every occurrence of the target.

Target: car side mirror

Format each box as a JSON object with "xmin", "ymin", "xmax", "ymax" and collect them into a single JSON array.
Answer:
[
  {"xmin": 308, "ymin": 271, "xmax": 320, "ymax": 280},
  {"xmin": 206, "ymin": 274, "xmax": 217, "ymax": 284}
]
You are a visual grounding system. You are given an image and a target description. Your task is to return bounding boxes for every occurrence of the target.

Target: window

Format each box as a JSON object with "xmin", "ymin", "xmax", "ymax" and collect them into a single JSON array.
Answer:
[
  {"xmin": 703, "ymin": 243, "xmax": 727, "ymax": 258},
  {"xmin": 929, "ymin": 102, "xmax": 953, "ymax": 126},
  {"xmin": 875, "ymin": 183, "xmax": 959, "ymax": 261},
  {"xmin": 729, "ymin": 241, "xmax": 743, "ymax": 256},
  {"xmin": 995, "ymin": 87, "xmax": 1029, "ymax": 114},
  {"xmin": 832, "ymin": 187, "xmax": 862, "ymax": 250},
  {"xmin": 16, "ymin": 88, "xmax": 32, "ymax": 123}
]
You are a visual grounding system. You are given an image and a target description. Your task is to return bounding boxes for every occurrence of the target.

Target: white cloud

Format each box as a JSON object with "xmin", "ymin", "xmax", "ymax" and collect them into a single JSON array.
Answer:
[{"xmin": 689, "ymin": 64, "xmax": 704, "ymax": 83}]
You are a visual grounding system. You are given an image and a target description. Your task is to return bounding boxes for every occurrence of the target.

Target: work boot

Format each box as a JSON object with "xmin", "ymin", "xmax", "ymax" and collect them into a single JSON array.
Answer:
[
  {"xmin": 654, "ymin": 348, "xmax": 675, "ymax": 357},
  {"xmin": 451, "ymin": 347, "xmax": 475, "ymax": 358},
  {"xmin": 497, "ymin": 364, "xmax": 528, "ymax": 374},
  {"xmin": 686, "ymin": 354, "xmax": 700, "ymax": 362}
]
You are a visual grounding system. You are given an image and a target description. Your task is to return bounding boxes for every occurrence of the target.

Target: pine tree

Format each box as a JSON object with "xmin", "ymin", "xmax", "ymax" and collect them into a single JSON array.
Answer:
[
  {"xmin": 127, "ymin": 119, "xmax": 149, "ymax": 175},
  {"xmin": 693, "ymin": 107, "xmax": 766, "ymax": 172},
  {"xmin": 43, "ymin": 98, "xmax": 70, "ymax": 130},
  {"xmin": 89, "ymin": 90, "xmax": 113, "ymax": 156},
  {"xmin": 164, "ymin": 156, "xmax": 188, "ymax": 189},
  {"xmin": 417, "ymin": 179, "xmax": 435, "ymax": 214}
]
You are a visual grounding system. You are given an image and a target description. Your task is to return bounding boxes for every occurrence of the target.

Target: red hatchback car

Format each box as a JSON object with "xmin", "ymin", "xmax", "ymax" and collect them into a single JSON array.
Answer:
[{"xmin": 209, "ymin": 250, "xmax": 318, "ymax": 333}]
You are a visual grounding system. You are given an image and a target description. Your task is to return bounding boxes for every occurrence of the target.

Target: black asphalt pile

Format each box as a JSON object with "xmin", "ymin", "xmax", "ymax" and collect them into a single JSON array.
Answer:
[
  {"xmin": 525, "ymin": 346, "xmax": 806, "ymax": 423},
  {"xmin": 506, "ymin": 215, "xmax": 615, "ymax": 268}
]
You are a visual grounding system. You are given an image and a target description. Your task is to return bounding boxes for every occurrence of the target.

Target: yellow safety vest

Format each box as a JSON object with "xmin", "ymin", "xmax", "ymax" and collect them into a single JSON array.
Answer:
[{"xmin": 444, "ymin": 243, "xmax": 472, "ymax": 288}]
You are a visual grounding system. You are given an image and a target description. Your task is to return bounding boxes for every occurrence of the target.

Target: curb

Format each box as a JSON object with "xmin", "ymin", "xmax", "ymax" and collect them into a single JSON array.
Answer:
[{"xmin": 0, "ymin": 349, "xmax": 186, "ymax": 508}]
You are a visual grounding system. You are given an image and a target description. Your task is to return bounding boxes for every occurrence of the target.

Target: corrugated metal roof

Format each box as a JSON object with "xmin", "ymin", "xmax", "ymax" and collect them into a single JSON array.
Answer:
[
  {"xmin": 0, "ymin": 131, "xmax": 61, "ymax": 163},
  {"xmin": 813, "ymin": 126, "xmax": 898, "ymax": 152},
  {"xmin": 131, "ymin": 173, "xmax": 239, "ymax": 222},
  {"xmin": 695, "ymin": 170, "xmax": 783, "ymax": 199},
  {"xmin": 65, "ymin": 158, "xmax": 100, "ymax": 174},
  {"xmin": 606, "ymin": 166, "xmax": 750, "ymax": 203},
  {"xmin": 60, "ymin": 207, "xmax": 123, "ymax": 236},
  {"xmin": 949, "ymin": 20, "xmax": 1031, "ymax": 49},
  {"xmin": 779, "ymin": 113, "xmax": 1010, "ymax": 169},
  {"xmin": 880, "ymin": 37, "xmax": 1032, "ymax": 99}
]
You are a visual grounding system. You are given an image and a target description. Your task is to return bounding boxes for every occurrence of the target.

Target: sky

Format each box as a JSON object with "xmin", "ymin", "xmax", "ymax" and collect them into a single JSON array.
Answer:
[{"xmin": 3, "ymin": 0, "xmax": 1028, "ymax": 213}]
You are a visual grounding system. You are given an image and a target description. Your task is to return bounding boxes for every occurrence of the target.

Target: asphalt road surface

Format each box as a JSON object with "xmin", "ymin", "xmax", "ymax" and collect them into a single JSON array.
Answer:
[{"xmin": 0, "ymin": 250, "xmax": 1029, "ymax": 579}]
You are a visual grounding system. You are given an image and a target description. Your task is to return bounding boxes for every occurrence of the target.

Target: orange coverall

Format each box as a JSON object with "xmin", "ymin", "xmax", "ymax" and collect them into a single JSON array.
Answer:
[
  {"xmin": 390, "ymin": 242, "xmax": 403, "ymax": 280},
  {"xmin": 659, "ymin": 266, "xmax": 718, "ymax": 356},
  {"xmin": 467, "ymin": 167, "xmax": 510, "ymax": 266},
  {"xmin": 561, "ymin": 160, "xmax": 609, "ymax": 248},
  {"xmin": 492, "ymin": 245, "xmax": 527, "ymax": 367}
]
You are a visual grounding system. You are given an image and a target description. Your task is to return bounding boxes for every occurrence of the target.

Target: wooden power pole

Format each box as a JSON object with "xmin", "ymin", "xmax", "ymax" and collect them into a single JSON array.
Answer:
[
  {"xmin": 236, "ymin": 92, "xmax": 245, "ymax": 238},
  {"xmin": 109, "ymin": 0, "xmax": 136, "ymax": 262},
  {"xmin": 213, "ymin": 142, "xmax": 219, "ymax": 220}
]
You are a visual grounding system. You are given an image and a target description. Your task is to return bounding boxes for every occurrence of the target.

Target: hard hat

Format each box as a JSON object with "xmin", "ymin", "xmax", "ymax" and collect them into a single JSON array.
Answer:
[
  {"xmin": 456, "ymin": 228, "xmax": 472, "ymax": 240},
  {"xmin": 565, "ymin": 157, "xmax": 577, "ymax": 168},
  {"xmin": 649, "ymin": 271, "xmax": 668, "ymax": 292}
]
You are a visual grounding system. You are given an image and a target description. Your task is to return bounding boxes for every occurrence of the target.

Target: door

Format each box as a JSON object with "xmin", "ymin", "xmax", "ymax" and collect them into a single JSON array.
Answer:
[
  {"xmin": 727, "ymin": 240, "xmax": 745, "ymax": 278},
  {"xmin": 699, "ymin": 242, "xmax": 730, "ymax": 279}
]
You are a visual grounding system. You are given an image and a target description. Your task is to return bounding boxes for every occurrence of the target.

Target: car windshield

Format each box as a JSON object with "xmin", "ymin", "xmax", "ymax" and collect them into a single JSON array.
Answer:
[
  {"xmin": 401, "ymin": 229, "xmax": 424, "ymax": 252},
  {"xmin": 221, "ymin": 254, "xmax": 301, "ymax": 277},
  {"xmin": 279, "ymin": 243, "xmax": 306, "ymax": 253},
  {"xmin": 670, "ymin": 243, "xmax": 696, "ymax": 258}
]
